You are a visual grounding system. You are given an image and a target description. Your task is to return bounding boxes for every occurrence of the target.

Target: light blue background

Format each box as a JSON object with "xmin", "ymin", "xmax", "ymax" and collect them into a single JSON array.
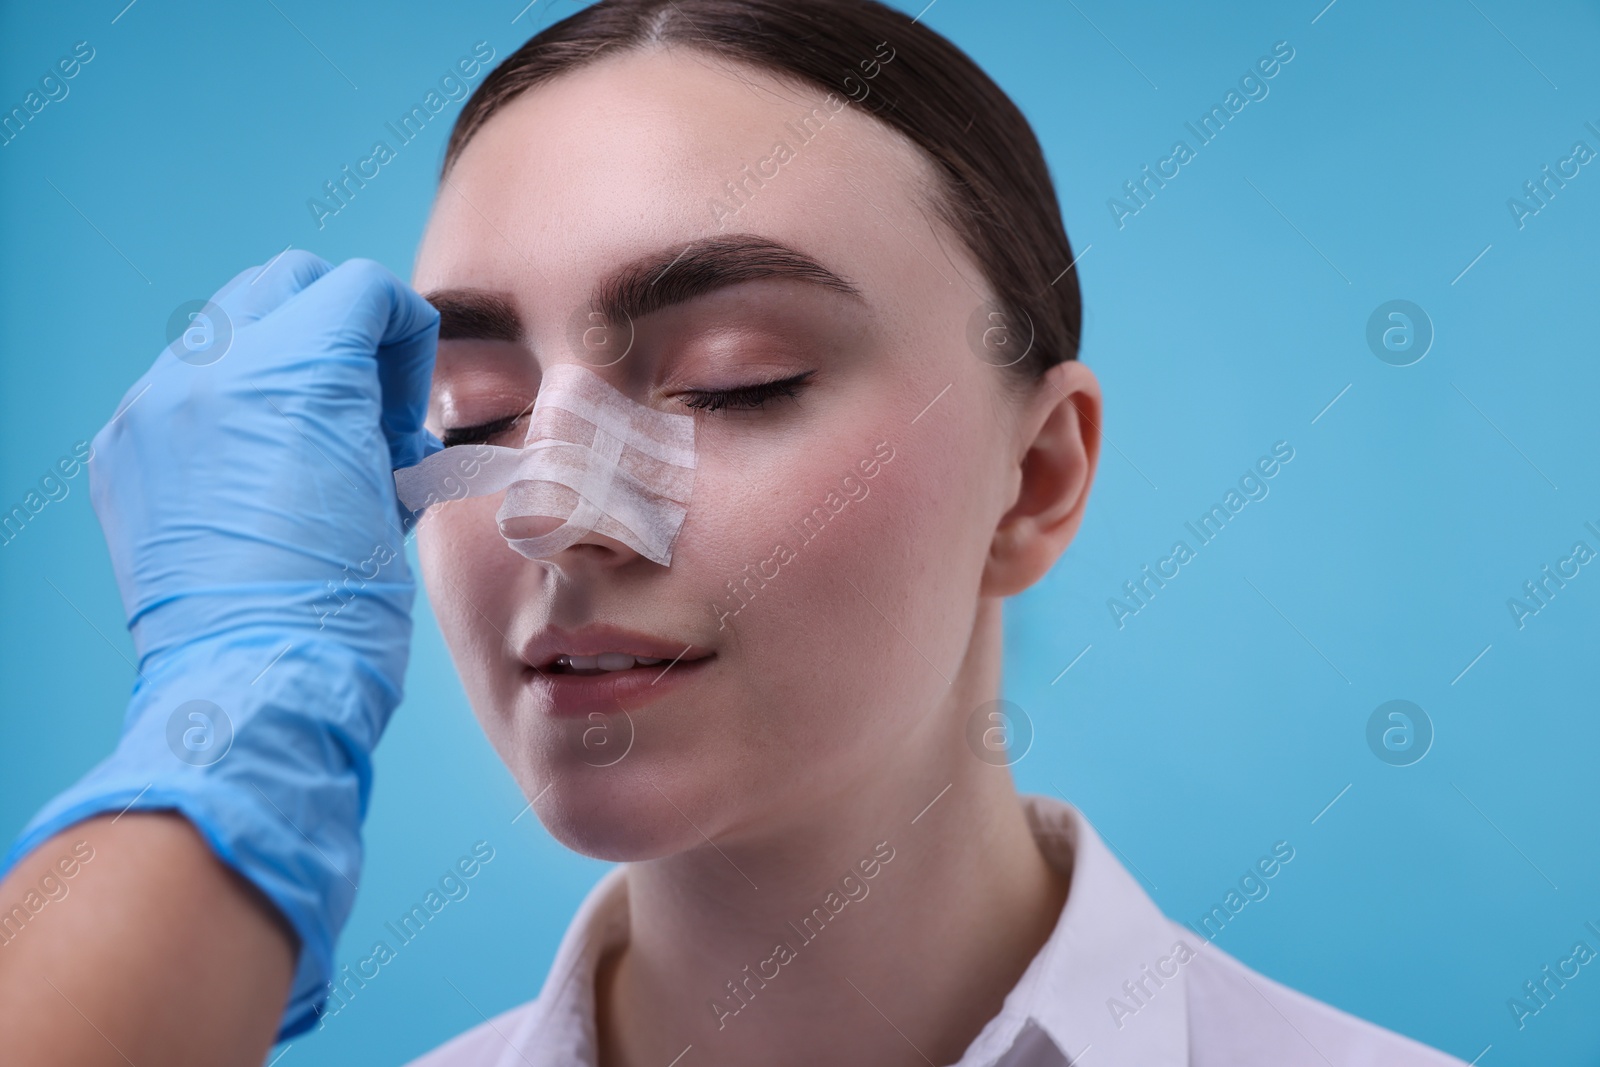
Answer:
[{"xmin": 2, "ymin": 1, "xmax": 1597, "ymax": 1064}]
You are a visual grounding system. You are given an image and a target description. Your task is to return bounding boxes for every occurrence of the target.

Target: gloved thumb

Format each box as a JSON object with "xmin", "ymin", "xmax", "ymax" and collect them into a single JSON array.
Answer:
[{"xmin": 287, "ymin": 258, "xmax": 441, "ymax": 472}]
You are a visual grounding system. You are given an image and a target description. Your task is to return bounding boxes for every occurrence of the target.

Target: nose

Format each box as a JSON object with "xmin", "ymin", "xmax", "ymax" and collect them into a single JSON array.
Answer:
[
  {"xmin": 393, "ymin": 362, "xmax": 694, "ymax": 567},
  {"xmin": 495, "ymin": 475, "xmax": 653, "ymax": 567}
]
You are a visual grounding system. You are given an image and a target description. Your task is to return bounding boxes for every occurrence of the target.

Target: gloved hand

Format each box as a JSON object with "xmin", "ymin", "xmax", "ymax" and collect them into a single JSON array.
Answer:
[{"xmin": 0, "ymin": 252, "xmax": 441, "ymax": 1039}]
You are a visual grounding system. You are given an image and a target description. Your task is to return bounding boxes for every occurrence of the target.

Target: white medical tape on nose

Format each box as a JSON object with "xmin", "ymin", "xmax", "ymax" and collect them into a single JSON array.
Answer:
[{"xmin": 393, "ymin": 362, "xmax": 696, "ymax": 566}]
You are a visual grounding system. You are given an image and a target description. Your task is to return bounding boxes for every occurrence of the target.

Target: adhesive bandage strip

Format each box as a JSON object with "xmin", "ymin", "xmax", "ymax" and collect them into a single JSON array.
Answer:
[{"xmin": 393, "ymin": 363, "xmax": 696, "ymax": 566}]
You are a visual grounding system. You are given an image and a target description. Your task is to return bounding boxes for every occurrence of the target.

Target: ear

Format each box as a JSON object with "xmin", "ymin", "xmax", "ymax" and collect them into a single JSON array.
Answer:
[{"xmin": 980, "ymin": 361, "xmax": 1102, "ymax": 598}]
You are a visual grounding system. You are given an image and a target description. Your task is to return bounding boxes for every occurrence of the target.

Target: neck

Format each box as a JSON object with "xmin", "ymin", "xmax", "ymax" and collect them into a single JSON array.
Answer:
[{"xmin": 598, "ymin": 599, "xmax": 1071, "ymax": 1067}]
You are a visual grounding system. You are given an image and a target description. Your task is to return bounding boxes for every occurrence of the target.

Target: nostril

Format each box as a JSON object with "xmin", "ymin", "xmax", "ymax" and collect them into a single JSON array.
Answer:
[{"xmin": 498, "ymin": 513, "xmax": 566, "ymax": 540}]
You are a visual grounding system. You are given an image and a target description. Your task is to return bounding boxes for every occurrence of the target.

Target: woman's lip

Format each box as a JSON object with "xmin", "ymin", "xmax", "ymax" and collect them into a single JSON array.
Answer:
[
  {"xmin": 525, "ymin": 654, "xmax": 715, "ymax": 718},
  {"xmin": 519, "ymin": 626, "xmax": 714, "ymax": 671}
]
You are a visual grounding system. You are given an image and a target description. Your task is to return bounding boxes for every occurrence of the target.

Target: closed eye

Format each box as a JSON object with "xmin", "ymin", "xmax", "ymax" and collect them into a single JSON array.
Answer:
[
  {"xmin": 439, "ymin": 403, "xmax": 533, "ymax": 448},
  {"xmin": 439, "ymin": 371, "xmax": 813, "ymax": 444},
  {"xmin": 679, "ymin": 371, "xmax": 815, "ymax": 413}
]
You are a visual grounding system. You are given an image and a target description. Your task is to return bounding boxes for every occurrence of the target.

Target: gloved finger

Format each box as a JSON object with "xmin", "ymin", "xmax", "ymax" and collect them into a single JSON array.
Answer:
[
  {"xmin": 129, "ymin": 253, "xmax": 334, "ymax": 394},
  {"xmin": 289, "ymin": 257, "xmax": 439, "ymax": 349},
  {"xmin": 208, "ymin": 250, "xmax": 335, "ymax": 328},
  {"xmin": 375, "ymin": 308, "xmax": 439, "ymax": 471},
  {"xmin": 286, "ymin": 258, "xmax": 440, "ymax": 469},
  {"xmin": 396, "ymin": 429, "xmax": 445, "ymax": 532}
]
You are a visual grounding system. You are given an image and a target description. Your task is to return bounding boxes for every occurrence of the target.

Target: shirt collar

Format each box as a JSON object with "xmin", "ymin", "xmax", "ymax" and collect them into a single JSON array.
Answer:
[
  {"xmin": 948, "ymin": 794, "xmax": 1191, "ymax": 1067},
  {"xmin": 496, "ymin": 863, "xmax": 630, "ymax": 1067},
  {"xmin": 494, "ymin": 795, "xmax": 1191, "ymax": 1067}
]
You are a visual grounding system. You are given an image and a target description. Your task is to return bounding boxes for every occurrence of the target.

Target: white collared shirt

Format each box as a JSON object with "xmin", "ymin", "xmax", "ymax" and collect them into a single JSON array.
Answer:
[{"xmin": 407, "ymin": 795, "xmax": 1465, "ymax": 1066}]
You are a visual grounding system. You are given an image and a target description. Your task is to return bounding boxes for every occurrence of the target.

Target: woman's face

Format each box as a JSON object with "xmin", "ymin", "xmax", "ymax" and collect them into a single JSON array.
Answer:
[{"xmin": 412, "ymin": 46, "xmax": 1045, "ymax": 859}]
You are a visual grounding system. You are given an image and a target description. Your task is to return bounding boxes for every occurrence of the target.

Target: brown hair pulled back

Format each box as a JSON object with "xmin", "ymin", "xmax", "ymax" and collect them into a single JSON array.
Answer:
[{"xmin": 442, "ymin": 0, "xmax": 1081, "ymax": 380}]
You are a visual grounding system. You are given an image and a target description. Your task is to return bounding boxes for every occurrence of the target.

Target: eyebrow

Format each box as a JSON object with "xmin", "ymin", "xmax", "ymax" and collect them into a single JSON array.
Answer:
[{"xmin": 423, "ymin": 234, "xmax": 863, "ymax": 342}]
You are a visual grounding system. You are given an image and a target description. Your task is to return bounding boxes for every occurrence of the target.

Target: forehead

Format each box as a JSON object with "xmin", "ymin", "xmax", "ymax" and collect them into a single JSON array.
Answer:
[{"xmin": 413, "ymin": 45, "xmax": 956, "ymax": 324}]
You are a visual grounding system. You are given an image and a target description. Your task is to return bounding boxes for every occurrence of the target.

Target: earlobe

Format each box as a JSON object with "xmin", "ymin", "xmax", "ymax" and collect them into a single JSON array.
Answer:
[{"xmin": 980, "ymin": 361, "xmax": 1102, "ymax": 598}]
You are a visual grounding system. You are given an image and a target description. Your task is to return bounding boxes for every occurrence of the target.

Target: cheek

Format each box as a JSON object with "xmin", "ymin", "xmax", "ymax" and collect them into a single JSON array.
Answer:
[
  {"xmin": 818, "ymin": 426, "xmax": 994, "ymax": 681},
  {"xmin": 679, "ymin": 394, "xmax": 996, "ymax": 761},
  {"xmin": 418, "ymin": 497, "xmax": 524, "ymax": 703}
]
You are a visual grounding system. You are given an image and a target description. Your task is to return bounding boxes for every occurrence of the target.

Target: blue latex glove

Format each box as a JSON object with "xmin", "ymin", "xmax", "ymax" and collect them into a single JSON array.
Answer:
[{"xmin": 0, "ymin": 252, "xmax": 441, "ymax": 1039}]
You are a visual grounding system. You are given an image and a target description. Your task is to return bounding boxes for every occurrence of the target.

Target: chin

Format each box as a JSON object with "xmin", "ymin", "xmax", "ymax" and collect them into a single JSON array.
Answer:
[{"xmin": 522, "ymin": 763, "xmax": 711, "ymax": 863}]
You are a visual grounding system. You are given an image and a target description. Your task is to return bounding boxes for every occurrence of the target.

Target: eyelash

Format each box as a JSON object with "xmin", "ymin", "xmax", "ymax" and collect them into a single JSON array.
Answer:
[
  {"xmin": 678, "ymin": 371, "xmax": 814, "ymax": 413},
  {"xmin": 439, "ymin": 411, "xmax": 527, "ymax": 449},
  {"xmin": 439, "ymin": 372, "xmax": 813, "ymax": 446}
]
